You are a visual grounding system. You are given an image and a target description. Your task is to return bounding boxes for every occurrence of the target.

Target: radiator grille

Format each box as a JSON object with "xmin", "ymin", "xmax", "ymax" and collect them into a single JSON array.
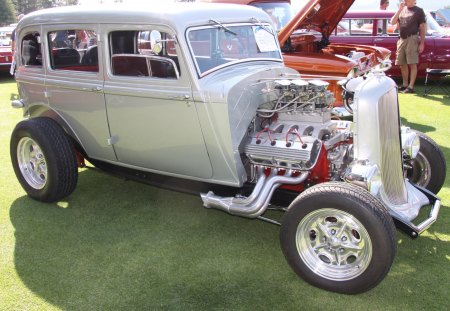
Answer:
[{"xmin": 378, "ymin": 90, "xmax": 408, "ymax": 205}]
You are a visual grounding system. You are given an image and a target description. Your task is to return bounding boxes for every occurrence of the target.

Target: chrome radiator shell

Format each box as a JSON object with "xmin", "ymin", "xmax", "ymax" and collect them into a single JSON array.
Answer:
[{"xmin": 352, "ymin": 73, "xmax": 429, "ymax": 221}]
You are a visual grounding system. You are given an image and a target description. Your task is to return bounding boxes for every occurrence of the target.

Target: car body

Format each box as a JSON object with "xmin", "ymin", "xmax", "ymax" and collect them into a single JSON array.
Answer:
[
  {"xmin": 330, "ymin": 10, "xmax": 450, "ymax": 78},
  {"xmin": 10, "ymin": 3, "xmax": 444, "ymax": 294},
  {"xmin": 199, "ymin": 0, "xmax": 391, "ymax": 105}
]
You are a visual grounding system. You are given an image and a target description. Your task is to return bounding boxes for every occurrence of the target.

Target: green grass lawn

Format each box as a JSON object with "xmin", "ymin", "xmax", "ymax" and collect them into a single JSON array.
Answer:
[{"xmin": 0, "ymin": 72, "xmax": 449, "ymax": 310}]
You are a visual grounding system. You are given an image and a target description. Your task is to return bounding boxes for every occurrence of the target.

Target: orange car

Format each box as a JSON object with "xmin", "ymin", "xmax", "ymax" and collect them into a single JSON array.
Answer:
[{"xmin": 200, "ymin": 0, "xmax": 391, "ymax": 105}]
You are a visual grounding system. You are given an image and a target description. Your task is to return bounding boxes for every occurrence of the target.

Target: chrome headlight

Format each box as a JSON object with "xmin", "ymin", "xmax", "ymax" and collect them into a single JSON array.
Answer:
[
  {"xmin": 344, "ymin": 160, "xmax": 382, "ymax": 196},
  {"xmin": 401, "ymin": 128, "xmax": 420, "ymax": 158}
]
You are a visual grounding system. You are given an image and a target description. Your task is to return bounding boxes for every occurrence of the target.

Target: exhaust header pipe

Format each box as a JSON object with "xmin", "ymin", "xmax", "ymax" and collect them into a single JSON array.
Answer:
[{"xmin": 201, "ymin": 169, "xmax": 308, "ymax": 218}]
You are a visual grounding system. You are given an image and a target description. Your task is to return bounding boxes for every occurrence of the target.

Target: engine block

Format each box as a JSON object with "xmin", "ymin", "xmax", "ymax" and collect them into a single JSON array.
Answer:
[
  {"xmin": 244, "ymin": 126, "xmax": 322, "ymax": 170},
  {"xmin": 243, "ymin": 78, "xmax": 339, "ymax": 172}
]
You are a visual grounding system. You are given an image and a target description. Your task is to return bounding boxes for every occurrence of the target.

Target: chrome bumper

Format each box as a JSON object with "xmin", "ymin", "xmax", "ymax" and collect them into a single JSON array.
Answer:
[{"xmin": 390, "ymin": 184, "xmax": 441, "ymax": 239}]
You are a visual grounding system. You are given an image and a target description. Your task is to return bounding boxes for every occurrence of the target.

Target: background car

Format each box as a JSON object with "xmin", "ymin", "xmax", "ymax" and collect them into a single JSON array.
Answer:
[
  {"xmin": 330, "ymin": 10, "xmax": 450, "ymax": 78},
  {"xmin": 0, "ymin": 25, "xmax": 15, "ymax": 46},
  {"xmin": 0, "ymin": 25, "xmax": 15, "ymax": 72},
  {"xmin": 0, "ymin": 46, "xmax": 13, "ymax": 72}
]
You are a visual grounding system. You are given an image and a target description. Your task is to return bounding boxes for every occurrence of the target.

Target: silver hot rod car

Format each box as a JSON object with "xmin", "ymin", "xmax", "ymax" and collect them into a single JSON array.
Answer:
[{"xmin": 10, "ymin": 4, "xmax": 445, "ymax": 294}]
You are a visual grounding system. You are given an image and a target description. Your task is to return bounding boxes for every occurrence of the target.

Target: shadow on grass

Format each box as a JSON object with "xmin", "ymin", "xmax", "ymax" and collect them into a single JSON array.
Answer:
[
  {"xmin": 394, "ymin": 78, "xmax": 450, "ymax": 105},
  {"xmin": 415, "ymin": 87, "xmax": 450, "ymax": 106},
  {"xmin": 400, "ymin": 116, "xmax": 436, "ymax": 134},
  {"xmin": 0, "ymin": 71, "xmax": 15, "ymax": 83},
  {"xmin": 9, "ymin": 168, "xmax": 450, "ymax": 310}
]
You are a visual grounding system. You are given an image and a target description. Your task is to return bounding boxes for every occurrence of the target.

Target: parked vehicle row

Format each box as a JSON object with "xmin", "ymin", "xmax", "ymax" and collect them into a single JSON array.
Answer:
[{"xmin": 10, "ymin": 3, "xmax": 445, "ymax": 294}]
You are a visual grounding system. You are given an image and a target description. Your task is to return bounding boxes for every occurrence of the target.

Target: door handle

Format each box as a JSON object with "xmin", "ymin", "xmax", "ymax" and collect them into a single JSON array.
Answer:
[
  {"xmin": 374, "ymin": 38, "xmax": 383, "ymax": 42},
  {"xmin": 82, "ymin": 86, "xmax": 103, "ymax": 92},
  {"xmin": 169, "ymin": 94, "xmax": 190, "ymax": 100}
]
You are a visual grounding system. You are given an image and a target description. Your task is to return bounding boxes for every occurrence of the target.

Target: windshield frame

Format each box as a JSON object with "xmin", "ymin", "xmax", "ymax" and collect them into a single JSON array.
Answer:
[
  {"xmin": 186, "ymin": 22, "xmax": 283, "ymax": 78},
  {"xmin": 425, "ymin": 11, "xmax": 446, "ymax": 37}
]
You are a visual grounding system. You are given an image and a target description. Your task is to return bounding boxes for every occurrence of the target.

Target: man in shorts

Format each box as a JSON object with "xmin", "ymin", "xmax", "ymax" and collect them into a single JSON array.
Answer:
[{"xmin": 390, "ymin": 0, "xmax": 426, "ymax": 94}]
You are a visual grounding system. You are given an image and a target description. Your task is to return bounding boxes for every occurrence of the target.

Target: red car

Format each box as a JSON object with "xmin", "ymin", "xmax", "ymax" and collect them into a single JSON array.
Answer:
[
  {"xmin": 0, "ymin": 25, "xmax": 14, "ymax": 73},
  {"xmin": 0, "ymin": 46, "xmax": 13, "ymax": 73},
  {"xmin": 330, "ymin": 10, "xmax": 450, "ymax": 78}
]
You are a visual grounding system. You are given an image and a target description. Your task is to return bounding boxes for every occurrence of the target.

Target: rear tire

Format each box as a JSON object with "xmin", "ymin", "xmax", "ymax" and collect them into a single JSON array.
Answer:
[
  {"xmin": 407, "ymin": 131, "xmax": 446, "ymax": 194},
  {"xmin": 280, "ymin": 182, "xmax": 396, "ymax": 294},
  {"xmin": 10, "ymin": 117, "xmax": 78, "ymax": 202}
]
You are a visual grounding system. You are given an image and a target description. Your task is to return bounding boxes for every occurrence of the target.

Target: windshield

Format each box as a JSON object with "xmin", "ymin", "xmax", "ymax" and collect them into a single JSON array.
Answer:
[
  {"xmin": 187, "ymin": 23, "xmax": 282, "ymax": 76},
  {"xmin": 425, "ymin": 11, "xmax": 446, "ymax": 36},
  {"xmin": 250, "ymin": 2, "xmax": 294, "ymax": 31}
]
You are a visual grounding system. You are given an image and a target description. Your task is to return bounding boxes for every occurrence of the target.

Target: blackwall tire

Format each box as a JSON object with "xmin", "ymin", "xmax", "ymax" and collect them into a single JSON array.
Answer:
[
  {"xmin": 10, "ymin": 118, "xmax": 78, "ymax": 202},
  {"xmin": 408, "ymin": 131, "xmax": 446, "ymax": 194},
  {"xmin": 280, "ymin": 182, "xmax": 396, "ymax": 294}
]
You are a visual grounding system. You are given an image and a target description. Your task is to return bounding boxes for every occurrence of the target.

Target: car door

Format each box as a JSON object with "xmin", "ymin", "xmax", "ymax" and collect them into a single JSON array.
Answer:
[
  {"xmin": 43, "ymin": 24, "xmax": 117, "ymax": 162},
  {"xmin": 103, "ymin": 26, "xmax": 213, "ymax": 179}
]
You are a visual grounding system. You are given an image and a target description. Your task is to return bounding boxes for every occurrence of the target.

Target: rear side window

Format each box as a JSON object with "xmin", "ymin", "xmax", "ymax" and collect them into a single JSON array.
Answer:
[
  {"xmin": 21, "ymin": 32, "xmax": 42, "ymax": 67},
  {"xmin": 48, "ymin": 29, "xmax": 98, "ymax": 72},
  {"xmin": 109, "ymin": 29, "xmax": 180, "ymax": 79}
]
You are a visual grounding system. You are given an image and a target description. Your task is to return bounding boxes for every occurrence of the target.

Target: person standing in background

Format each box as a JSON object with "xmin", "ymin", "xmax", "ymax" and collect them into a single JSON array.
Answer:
[
  {"xmin": 380, "ymin": 0, "xmax": 389, "ymax": 10},
  {"xmin": 390, "ymin": 0, "xmax": 426, "ymax": 93},
  {"xmin": 377, "ymin": 0, "xmax": 389, "ymax": 32}
]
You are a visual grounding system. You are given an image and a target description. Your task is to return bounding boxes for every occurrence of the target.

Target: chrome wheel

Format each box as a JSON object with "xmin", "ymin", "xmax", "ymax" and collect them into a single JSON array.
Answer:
[
  {"xmin": 295, "ymin": 208, "xmax": 372, "ymax": 281},
  {"xmin": 17, "ymin": 137, "xmax": 47, "ymax": 190}
]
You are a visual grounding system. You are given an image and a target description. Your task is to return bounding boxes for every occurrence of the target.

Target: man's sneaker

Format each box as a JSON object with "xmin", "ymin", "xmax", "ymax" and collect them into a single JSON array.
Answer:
[{"xmin": 401, "ymin": 87, "xmax": 414, "ymax": 94}]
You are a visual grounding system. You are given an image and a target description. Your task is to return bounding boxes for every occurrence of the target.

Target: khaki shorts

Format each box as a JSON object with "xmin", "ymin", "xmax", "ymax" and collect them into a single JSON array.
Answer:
[{"xmin": 395, "ymin": 35, "xmax": 419, "ymax": 65}]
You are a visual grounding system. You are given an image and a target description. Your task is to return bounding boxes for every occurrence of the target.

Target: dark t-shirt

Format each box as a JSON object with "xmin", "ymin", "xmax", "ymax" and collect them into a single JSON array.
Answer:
[
  {"xmin": 398, "ymin": 6, "xmax": 426, "ymax": 39},
  {"xmin": 11, "ymin": 28, "xmax": 16, "ymax": 42}
]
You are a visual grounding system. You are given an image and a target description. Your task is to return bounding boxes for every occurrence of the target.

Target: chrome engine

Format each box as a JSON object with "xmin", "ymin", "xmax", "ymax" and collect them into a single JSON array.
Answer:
[
  {"xmin": 203, "ymin": 72, "xmax": 439, "ymax": 237},
  {"xmin": 243, "ymin": 78, "xmax": 351, "ymax": 179}
]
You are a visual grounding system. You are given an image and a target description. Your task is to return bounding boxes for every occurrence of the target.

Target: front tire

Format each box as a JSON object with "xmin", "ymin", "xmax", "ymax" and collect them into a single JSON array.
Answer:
[
  {"xmin": 407, "ymin": 131, "xmax": 446, "ymax": 194},
  {"xmin": 280, "ymin": 182, "xmax": 396, "ymax": 294},
  {"xmin": 10, "ymin": 117, "xmax": 78, "ymax": 202}
]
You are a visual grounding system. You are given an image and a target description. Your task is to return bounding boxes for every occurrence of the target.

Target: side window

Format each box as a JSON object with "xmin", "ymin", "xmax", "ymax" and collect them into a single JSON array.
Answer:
[
  {"xmin": 47, "ymin": 29, "xmax": 98, "ymax": 72},
  {"xmin": 109, "ymin": 29, "xmax": 179, "ymax": 79},
  {"xmin": 21, "ymin": 32, "xmax": 42, "ymax": 67},
  {"xmin": 335, "ymin": 19, "xmax": 373, "ymax": 36}
]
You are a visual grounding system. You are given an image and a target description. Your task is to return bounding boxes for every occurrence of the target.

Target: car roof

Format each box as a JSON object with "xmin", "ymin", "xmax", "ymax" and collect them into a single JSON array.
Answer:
[{"xmin": 18, "ymin": 3, "xmax": 273, "ymax": 32}]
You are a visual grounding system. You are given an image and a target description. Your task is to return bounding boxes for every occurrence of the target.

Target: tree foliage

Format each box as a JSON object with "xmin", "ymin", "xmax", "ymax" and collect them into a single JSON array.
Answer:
[
  {"xmin": 0, "ymin": 0, "xmax": 16, "ymax": 25},
  {"xmin": 1, "ymin": 0, "xmax": 80, "ymax": 26},
  {"xmin": 11, "ymin": 0, "xmax": 79, "ymax": 15}
]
